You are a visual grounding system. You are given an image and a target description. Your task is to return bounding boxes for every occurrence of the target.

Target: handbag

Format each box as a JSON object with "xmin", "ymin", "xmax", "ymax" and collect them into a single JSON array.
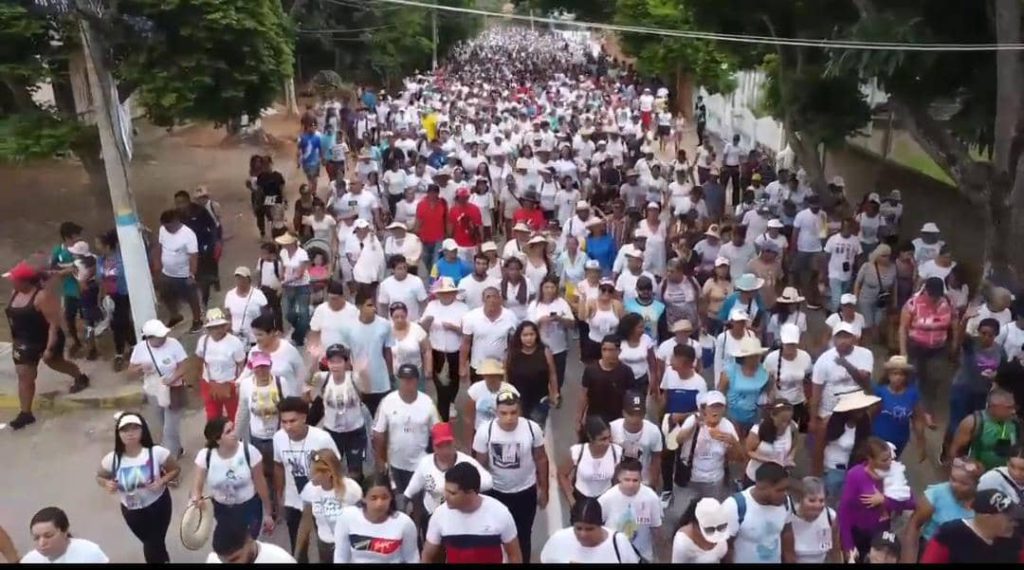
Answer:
[
  {"xmin": 200, "ymin": 336, "xmax": 234, "ymax": 403},
  {"xmin": 673, "ymin": 420, "xmax": 701, "ymax": 487},
  {"xmin": 146, "ymin": 342, "xmax": 187, "ymax": 410},
  {"xmin": 874, "ymin": 262, "xmax": 891, "ymax": 308}
]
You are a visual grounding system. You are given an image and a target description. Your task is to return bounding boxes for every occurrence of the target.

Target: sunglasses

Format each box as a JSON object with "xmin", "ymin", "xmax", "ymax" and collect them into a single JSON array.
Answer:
[
  {"xmin": 952, "ymin": 457, "xmax": 980, "ymax": 473},
  {"xmin": 702, "ymin": 523, "xmax": 728, "ymax": 534},
  {"xmin": 496, "ymin": 391, "xmax": 519, "ymax": 405}
]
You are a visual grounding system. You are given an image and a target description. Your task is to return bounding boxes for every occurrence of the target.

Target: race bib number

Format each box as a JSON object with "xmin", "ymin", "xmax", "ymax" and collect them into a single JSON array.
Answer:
[{"xmin": 264, "ymin": 197, "xmax": 278, "ymax": 206}]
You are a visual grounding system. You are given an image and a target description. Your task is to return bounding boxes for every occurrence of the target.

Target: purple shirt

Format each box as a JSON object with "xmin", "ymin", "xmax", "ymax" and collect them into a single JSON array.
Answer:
[{"xmin": 837, "ymin": 463, "xmax": 915, "ymax": 550}]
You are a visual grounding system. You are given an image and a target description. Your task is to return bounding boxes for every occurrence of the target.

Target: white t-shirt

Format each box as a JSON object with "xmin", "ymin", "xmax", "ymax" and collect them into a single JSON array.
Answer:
[
  {"xmin": 272, "ymin": 426, "xmax": 340, "ymax": 510},
  {"xmin": 404, "ymin": 451, "xmax": 494, "ymax": 515},
  {"xmin": 811, "ymin": 346, "xmax": 873, "ymax": 417},
  {"xmin": 855, "ymin": 212, "xmax": 884, "ymax": 245},
  {"xmin": 420, "ymin": 300, "xmax": 469, "ymax": 353},
  {"xmin": 391, "ymin": 323, "xmax": 428, "ymax": 372},
  {"xmin": 247, "ymin": 342, "xmax": 305, "ymax": 398},
  {"xmin": 129, "ymin": 339, "xmax": 188, "ymax": 405},
  {"xmin": 194, "ymin": 443, "xmax": 263, "ymax": 505},
  {"xmin": 371, "ymin": 391, "xmax": 440, "ymax": 471},
  {"xmin": 378, "ymin": 276, "xmax": 428, "ymax": 321},
  {"xmin": 723, "ymin": 488, "xmax": 791, "ymax": 564},
  {"xmin": 763, "ymin": 349, "xmax": 813, "ymax": 405},
  {"xmin": 206, "ymin": 541, "xmax": 296, "ymax": 563},
  {"xmin": 462, "ymin": 307, "xmax": 520, "ymax": 370},
  {"xmin": 309, "ymin": 301, "xmax": 359, "ymax": 350},
  {"xmin": 100, "ymin": 446, "xmax": 172, "ymax": 509},
  {"xmin": 824, "ymin": 234, "xmax": 862, "ymax": 281},
  {"xmin": 426, "ymin": 495, "xmax": 517, "ymax": 559},
  {"xmin": 671, "ymin": 530, "xmax": 728, "ymax": 563},
  {"xmin": 333, "ymin": 507, "xmax": 419, "ymax": 563},
  {"xmin": 997, "ymin": 322, "xmax": 1024, "ymax": 360},
  {"xmin": 609, "ymin": 419, "xmax": 663, "ymax": 483},
  {"xmin": 540, "ymin": 527, "xmax": 639, "ymax": 563},
  {"xmin": 823, "ymin": 424, "xmax": 857, "ymax": 469},
  {"xmin": 280, "ymin": 246, "xmax": 311, "ymax": 287},
  {"xmin": 569, "ymin": 443, "xmax": 624, "ymax": 498},
  {"xmin": 300, "ymin": 480, "xmax": 364, "ymax": 543},
  {"xmin": 472, "ymin": 418, "xmax": 544, "ymax": 493},
  {"xmin": 20, "ymin": 538, "xmax": 109, "ymax": 564},
  {"xmin": 316, "ymin": 372, "xmax": 366, "ymax": 434},
  {"xmin": 619, "ymin": 334, "xmax": 656, "ymax": 379},
  {"xmin": 824, "ymin": 312, "xmax": 866, "ymax": 340},
  {"xmin": 341, "ymin": 191, "xmax": 380, "ymax": 221},
  {"xmin": 792, "ymin": 209, "xmax": 824, "ymax": 253},
  {"xmin": 655, "ymin": 337, "xmax": 702, "ymax": 363},
  {"xmin": 158, "ymin": 225, "xmax": 199, "ymax": 278},
  {"xmin": 383, "ymin": 169, "xmax": 409, "ymax": 196},
  {"xmin": 222, "ymin": 287, "xmax": 268, "ymax": 344},
  {"xmin": 237, "ymin": 375, "xmax": 285, "ymax": 440},
  {"xmin": 196, "ymin": 333, "xmax": 246, "ymax": 383},
  {"xmin": 744, "ymin": 421, "xmax": 796, "ymax": 481},
  {"xmin": 615, "ymin": 270, "xmax": 657, "ymax": 304},
  {"xmin": 789, "ymin": 508, "xmax": 835, "ymax": 564},
  {"xmin": 677, "ymin": 416, "xmax": 739, "ymax": 484},
  {"xmin": 598, "ymin": 484, "xmax": 664, "ymax": 562},
  {"xmin": 527, "ymin": 298, "xmax": 574, "ymax": 354},
  {"xmin": 467, "ymin": 381, "xmax": 520, "ymax": 430},
  {"xmin": 457, "ymin": 274, "xmax": 501, "ymax": 311}
]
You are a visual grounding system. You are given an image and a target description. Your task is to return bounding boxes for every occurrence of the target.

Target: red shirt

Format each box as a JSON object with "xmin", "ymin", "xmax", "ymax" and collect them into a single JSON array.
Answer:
[
  {"xmin": 416, "ymin": 198, "xmax": 447, "ymax": 243},
  {"xmin": 449, "ymin": 202, "xmax": 483, "ymax": 247},
  {"xmin": 512, "ymin": 207, "xmax": 546, "ymax": 232}
]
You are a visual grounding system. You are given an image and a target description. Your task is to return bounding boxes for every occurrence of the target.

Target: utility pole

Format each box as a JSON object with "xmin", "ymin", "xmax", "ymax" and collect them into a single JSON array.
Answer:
[
  {"xmin": 75, "ymin": 1, "xmax": 158, "ymax": 337},
  {"xmin": 431, "ymin": 0, "xmax": 438, "ymax": 71}
]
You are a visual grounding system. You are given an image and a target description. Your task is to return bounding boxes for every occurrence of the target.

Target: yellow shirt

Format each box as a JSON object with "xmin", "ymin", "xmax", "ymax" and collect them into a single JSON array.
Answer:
[{"xmin": 422, "ymin": 113, "xmax": 439, "ymax": 142}]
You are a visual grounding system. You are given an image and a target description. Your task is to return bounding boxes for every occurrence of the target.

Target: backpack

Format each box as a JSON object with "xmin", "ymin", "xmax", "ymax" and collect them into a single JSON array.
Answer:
[
  {"xmin": 206, "ymin": 442, "xmax": 252, "ymax": 472},
  {"xmin": 486, "ymin": 418, "xmax": 537, "ymax": 462},
  {"xmin": 970, "ymin": 410, "xmax": 1024, "ymax": 454},
  {"xmin": 733, "ymin": 490, "xmax": 793, "ymax": 527}
]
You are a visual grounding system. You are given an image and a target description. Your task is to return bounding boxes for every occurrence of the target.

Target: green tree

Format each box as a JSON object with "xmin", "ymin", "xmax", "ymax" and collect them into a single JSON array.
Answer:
[
  {"xmin": 687, "ymin": 0, "xmax": 871, "ymax": 192},
  {"xmin": 614, "ymin": 0, "xmax": 735, "ymax": 117},
  {"xmin": 0, "ymin": 0, "xmax": 294, "ymax": 202},
  {"xmin": 829, "ymin": 0, "xmax": 1020, "ymax": 282}
]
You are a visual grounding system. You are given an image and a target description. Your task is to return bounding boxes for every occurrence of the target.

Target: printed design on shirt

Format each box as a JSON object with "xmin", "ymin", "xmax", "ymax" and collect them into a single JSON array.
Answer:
[
  {"xmin": 250, "ymin": 384, "xmax": 281, "ymax": 419},
  {"xmin": 116, "ymin": 462, "xmax": 153, "ymax": 494},
  {"xmin": 620, "ymin": 432, "xmax": 644, "ymax": 462},
  {"xmin": 616, "ymin": 503, "xmax": 639, "ymax": 540},
  {"xmin": 213, "ymin": 454, "xmax": 250, "ymax": 503},
  {"xmin": 312, "ymin": 496, "xmax": 344, "ymax": 520},
  {"xmin": 881, "ymin": 402, "xmax": 912, "ymax": 423},
  {"xmin": 753, "ymin": 520, "xmax": 782, "ymax": 561},
  {"xmin": 349, "ymin": 534, "xmax": 402, "ymax": 555},
  {"xmin": 491, "ymin": 441, "xmax": 522, "ymax": 470},
  {"xmin": 281, "ymin": 449, "xmax": 312, "ymax": 480},
  {"xmin": 476, "ymin": 395, "xmax": 499, "ymax": 425}
]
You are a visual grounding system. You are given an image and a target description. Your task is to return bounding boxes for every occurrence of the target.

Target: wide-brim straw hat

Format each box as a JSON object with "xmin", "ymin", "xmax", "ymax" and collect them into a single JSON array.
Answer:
[
  {"xmin": 833, "ymin": 391, "xmax": 882, "ymax": 413},
  {"xmin": 180, "ymin": 497, "xmax": 215, "ymax": 551},
  {"xmin": 731, "ymin": 336, "xmax": 768, "ymax": 358},
  {"xmin": 776, "ymin": 287, "xmax": 805, "ymax": 304},
  {"xmin": 734, "ymin": 273, "xmax": 766, "ymax": 292},
  {"xmin": 884, "ymin": 355, "xmax": 915, "ymax": 372}
]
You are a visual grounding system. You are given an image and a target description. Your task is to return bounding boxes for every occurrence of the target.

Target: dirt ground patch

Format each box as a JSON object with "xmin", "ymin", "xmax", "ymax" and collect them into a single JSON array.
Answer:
[{"xmin": 0, "ymin": 110, "xmax": 305, "ymax": 342}]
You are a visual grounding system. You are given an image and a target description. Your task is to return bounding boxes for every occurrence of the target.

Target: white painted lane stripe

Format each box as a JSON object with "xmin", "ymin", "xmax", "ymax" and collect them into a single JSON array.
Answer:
[{"xmin": 541, "ymin": 415, "xmax": 566, "ymax": 539}]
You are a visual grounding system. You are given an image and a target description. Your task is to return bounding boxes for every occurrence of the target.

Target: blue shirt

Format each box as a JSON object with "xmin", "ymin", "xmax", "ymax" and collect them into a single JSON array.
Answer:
[
  {"xmin": 298, "ymin": 132, "xmax": 323, "ymax": 169},
  {"xmin": 426, "ymin": 151, "xmax": 447, "ymax": 170},
  {"xmin": 624, "ymin": 297, "xmax": 665, "ymax": 340},
  {"xmin": 338, "ymin": 316, "xmax": 394, "ymax": 394},
  {"xmin": 724, "ymin": 361, "xmax": 768, "ymax": 425},
  {"xmin": 585, "ymin": 234, "xmax": 617, "ymax": 276},
  {"xmin": 320, "ymin": 131, "xmax": 336, "ymax": 161},
  {"xmin": 717, "ymin": 291, "xmax": 763, "ymax": 323},
  {"xmin": 872, "ymin": 384, "xmax": 919, "ymax": 451},
  {"xmin": 921, "ymin": 482, "xmax": 973, "ymax": 541},
  {"xmin": 432, "ymin": 257, "xmax": 472, "ymax": 284}
]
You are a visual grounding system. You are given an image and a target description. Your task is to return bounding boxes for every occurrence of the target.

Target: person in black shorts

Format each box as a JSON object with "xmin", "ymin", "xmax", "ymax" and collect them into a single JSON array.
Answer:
[{"xmin": 4, "ymin": 261, "xmax": 89, "ymax": 430}]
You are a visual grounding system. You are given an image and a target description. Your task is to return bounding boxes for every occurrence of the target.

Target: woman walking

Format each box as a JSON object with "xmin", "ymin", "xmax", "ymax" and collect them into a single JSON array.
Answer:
[
  {"xmin": 505, "ymin": 320, "xmax": 559, "ymax": 423},
  {"xmin": 309, "ymin": 344, "xmax": 370, "ymax": 483},
  {"xmin": 95, "ymin": 230, "xmax": 135, "ymax": 371},
  {"xmin": 196, "ymin": 308, "xmax": 246, "ymax": 421},
  {"xmin": 190, "ymin": 417, "xmax": 274, "ymax": 539},
  {"xmin": 388, "ymin": 302, "xmax": 432, "ymax": 392},
  {"xmin": 420, "ymin": 278, "xmax": 468, "ymax": 422},
  {"xmin": 558, "ymin": 416, "xmax": 623, "ymax": 506},
  {"xmin": 294, "ymin": 449, "xmax": 363, "ymax": 563},
  {"xmin": 332, "ymin": 473, "xmax": 420, "ymax": 563},
  {"xmin": 127, "ymin": 319, "xmax": 188, "ymax": 459},
  {"xmin": 527, "ymin": 276, "xmax": 575, "ymax": 398},
  {"xmin": 96, "ymin": 413, "xmax": 179, "ymax": 563},
  {"xmin": 580, "ymin": 279, "xmax": 624, "ymax": 362}
]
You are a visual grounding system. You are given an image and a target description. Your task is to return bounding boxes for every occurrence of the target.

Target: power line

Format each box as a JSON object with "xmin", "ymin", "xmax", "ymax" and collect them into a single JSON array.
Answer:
[
  {"xmin": 296, "ymin": 25, "xmax": 398, "ymax": 34},
  {"xmin": 365, "ymin": 0, "xmax": 1024, "ymax": 52}
]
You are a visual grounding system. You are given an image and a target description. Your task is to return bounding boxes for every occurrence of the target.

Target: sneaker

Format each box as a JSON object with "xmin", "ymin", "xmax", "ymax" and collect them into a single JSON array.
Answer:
[
  {"xmin": 10, "ymin": 411, "xmax": 36, "ymax": 430},
  {"xmin": 449, "ymin": 404, "xmax": 458, "ymax": 419},
  {"xmin": 188, "ymin": 320, "xmax": 203, "ymax": 334},
  {"xmin": 69, "ymin": 374, "xmax": 90, "ymax": 394},
  {"xmin": 659, "ymin": 490, "xmax": 672, "ymax": 509}
]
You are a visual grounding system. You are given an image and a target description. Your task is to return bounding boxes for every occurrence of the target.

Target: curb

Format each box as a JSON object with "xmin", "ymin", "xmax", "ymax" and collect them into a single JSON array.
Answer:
[{"xmin": 0, "ymin": 388, "xmax": 146, "ymax": 412}]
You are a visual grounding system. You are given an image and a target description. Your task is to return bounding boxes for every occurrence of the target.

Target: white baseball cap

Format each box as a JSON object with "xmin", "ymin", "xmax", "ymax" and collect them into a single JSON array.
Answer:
[
  {"xmin": 728, "ymin": 308, "xmax": 749, "ymax": 322},
  {"xmin": 699, "ymin": 390, "xmax": 727, "ymax": 407},
  {"xmin": 767, "ymin": 219, "xmax": 784, "ymax": 229},
  {"xmin": 141, "ymin": 319, "xmax": 171, "ymax": 338},
  {"xmin": 840, "ymin": 293, "xmax": 857, "ymax": 305},
  {"xmin": 780, "ymin": 323, "xmax": 801, "ymax": 345},
  {"xmin": 353, "ymin": 219, "xmax": 371, "ymax": 230},
  {"xmin": 832, "ymin": 321, "xmax": 859, "ymax": 337},
  {"xmin": 442, "ymin": 238, "xmax": 458, "ymax": 251}
]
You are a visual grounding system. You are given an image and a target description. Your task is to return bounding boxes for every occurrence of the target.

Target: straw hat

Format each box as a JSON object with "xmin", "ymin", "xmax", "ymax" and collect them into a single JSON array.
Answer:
[
  {"xmin": 884, "ymin": 355, "xmax": 915, "ymax": 371},
  {"xmin": 662, "ymin": 414, "xmax": 683, "ymax": 452},
  {"xmin": 734, "ymin": 273, "xmax": 765, "ymax": 292},
  {"xmin": 180, "ymin": 497, "xmax": 215, "ymax": 551},
  {"xmin": 274, "ymin": 232, "xmax": 298, "ymax": 246},
  {"xmin": 833, "ymin": 391, "xmax": 881, "ymax": 413},
  {"xmin": 730, "ymin": 336, "xmax": 768, "ymax": 358},
  {"xmin": 704, "ymin": 224, "xmax": 721, "ymax": 239},
  {"xmin": 776, "ymin": 287, "xmax": 805, "ymax": 304},
  {"xmin": 203, "ymin": 308, "xmax": 229, "ymax": 328},
  {"xmin": 432, "ymin": 277, "xmax": 459, "ymax": 294},
  {"xmin": 478, "ymin": 359, "xmax": 505, "ymax": 376}
]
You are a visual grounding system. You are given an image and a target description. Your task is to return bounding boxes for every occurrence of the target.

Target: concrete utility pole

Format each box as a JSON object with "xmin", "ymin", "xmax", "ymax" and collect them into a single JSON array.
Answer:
[
  {"xmin": 432, "ymin": 0, "xmax": 439, "ymax": 71},
  {"xmin": 75, "ymin": 1, "xmax": 158, "ymax": 337}
]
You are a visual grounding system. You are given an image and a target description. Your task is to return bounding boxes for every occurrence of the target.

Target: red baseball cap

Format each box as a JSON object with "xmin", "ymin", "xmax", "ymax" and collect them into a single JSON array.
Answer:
[
  {"xmin": 456, "ymin": 187, "xmax": 471, "ymax": 199},
  {"xmin": 431, "ymin": 422, "xmax": 455, "ymax": 446},
  {"xmin": 3, "ymin": 261, "xmax": 40, "ymax": 282}
]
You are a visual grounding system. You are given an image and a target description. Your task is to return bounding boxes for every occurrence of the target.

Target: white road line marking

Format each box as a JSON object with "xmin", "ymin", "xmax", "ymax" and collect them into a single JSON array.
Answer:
[{"xmin": 542, "ymin": 415, "xmax": 565, "ymax": 538}]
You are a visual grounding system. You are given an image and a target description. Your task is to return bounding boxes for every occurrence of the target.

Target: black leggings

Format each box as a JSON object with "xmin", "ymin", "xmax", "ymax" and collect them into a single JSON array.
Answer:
[
  {"xmin": 432, "ymin": 350, "xmax": 461, "ymax": 421},
  {"xmin": 487, "ymin": 486, "xmax": 537, "ymax": 563},
  {"xmin": 110, "ymin": 293, "xmax": 136, "ymax": 355},
  {"xmin": 285, "ymin": 506, "xmax": 305, "ymax": 561},
  {"xmin": 121, "ymin": 489, "xmax": 172, "ymax": 563}
]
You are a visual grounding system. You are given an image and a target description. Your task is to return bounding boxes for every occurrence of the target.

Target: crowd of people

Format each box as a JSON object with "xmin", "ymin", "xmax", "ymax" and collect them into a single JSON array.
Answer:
[{"xmin": 5, "ymin": 25, "xmax": 1024, "ymax": 564}]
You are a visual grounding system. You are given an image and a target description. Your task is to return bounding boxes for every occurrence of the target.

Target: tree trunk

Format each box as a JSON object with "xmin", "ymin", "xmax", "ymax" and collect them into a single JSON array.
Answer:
[
  {"xmin": 51, "ymin": 58, "xmax": 113, "ymax": 211},
  {"xmin": 284, "ymin": 76, "xmax": 299, "ymax": 116},
  {"xmin": 675, "ymin": 66, "xmax": 693, "ymax": 120}
]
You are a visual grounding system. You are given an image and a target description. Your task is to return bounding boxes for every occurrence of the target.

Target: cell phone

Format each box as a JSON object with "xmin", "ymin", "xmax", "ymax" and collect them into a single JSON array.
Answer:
[{"xmin": 550, "ymin": 311, "xmax": 558, "ymax": 317}]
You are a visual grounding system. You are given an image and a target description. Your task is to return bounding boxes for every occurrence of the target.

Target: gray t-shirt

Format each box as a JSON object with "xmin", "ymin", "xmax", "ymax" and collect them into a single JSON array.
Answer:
[{"xmin": 854, "ymin": 261, "xmax": 897, "ymax": 304}]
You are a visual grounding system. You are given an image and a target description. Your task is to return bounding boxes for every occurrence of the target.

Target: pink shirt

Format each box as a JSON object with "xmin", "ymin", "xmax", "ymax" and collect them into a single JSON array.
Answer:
[{"xmin": 904, "ymin": 292, "xmax": 953, "ymax": 348}]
